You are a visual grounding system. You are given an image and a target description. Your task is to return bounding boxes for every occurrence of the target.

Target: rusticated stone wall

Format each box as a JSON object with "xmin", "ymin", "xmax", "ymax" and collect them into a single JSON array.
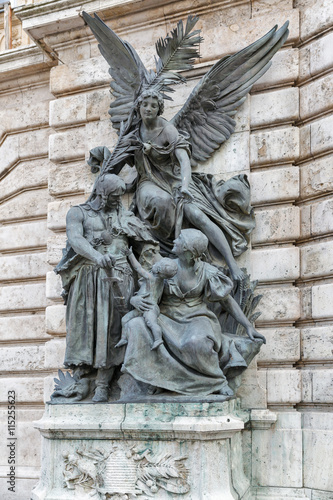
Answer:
[{"xmin": 0, "ymin": 0, "xmax": 332, "ymax": 498}]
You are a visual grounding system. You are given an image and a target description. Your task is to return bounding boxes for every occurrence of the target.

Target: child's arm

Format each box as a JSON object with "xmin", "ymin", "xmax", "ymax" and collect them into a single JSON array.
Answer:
[{"xmin": 123, "ymin": 247, "xmax": 152, "ymax": 280}]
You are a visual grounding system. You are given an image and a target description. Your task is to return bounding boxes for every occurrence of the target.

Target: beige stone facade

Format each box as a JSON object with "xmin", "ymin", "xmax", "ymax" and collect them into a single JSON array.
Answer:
[{"xmin": 0, "ymin": 0, "xmax": 332, "ymax": 498}]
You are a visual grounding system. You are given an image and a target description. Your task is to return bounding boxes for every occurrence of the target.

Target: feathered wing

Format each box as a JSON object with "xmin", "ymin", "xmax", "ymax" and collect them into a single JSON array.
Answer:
[
  {"xmin": 171, "ymin": 22, "xmax": 289, "ymax": 166},
  {"xmin": 82, "ymin": 12, "xmax": 202, "ymax": 172},
  {"xmin": 82, "ymin": 12, "xmax": 148, "ymax": 132}
]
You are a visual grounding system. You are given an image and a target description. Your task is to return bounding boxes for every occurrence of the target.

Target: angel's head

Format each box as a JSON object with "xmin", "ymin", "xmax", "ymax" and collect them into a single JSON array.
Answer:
[{"xmin": 136, "ymin": 89, "xmax": 164, "ymax": 119}]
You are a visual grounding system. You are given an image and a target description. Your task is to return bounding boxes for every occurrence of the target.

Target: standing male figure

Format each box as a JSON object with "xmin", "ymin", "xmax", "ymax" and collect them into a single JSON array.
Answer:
[{"xmin": 55, "ymin": 174, "xmax": 156, "ymax": 402}]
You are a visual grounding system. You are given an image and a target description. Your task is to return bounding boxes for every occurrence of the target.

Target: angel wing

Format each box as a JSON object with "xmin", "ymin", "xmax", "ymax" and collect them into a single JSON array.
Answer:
[
  {"xmin": 82, "ymin": 12, "xmax": 201, "ymax": 134},
  {"xmin": 82, "ymin": 12, "xmax": 148, "ymax": 132},
  {"xmin": 171, "ymin": 22, "xmax": 289, "ymax": 166}
]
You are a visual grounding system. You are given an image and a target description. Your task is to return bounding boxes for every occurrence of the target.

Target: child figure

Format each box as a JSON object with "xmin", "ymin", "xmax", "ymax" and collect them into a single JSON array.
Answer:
[{"xmin": 116, "ymin": 248, "xmax": 178, "ymax": 350}]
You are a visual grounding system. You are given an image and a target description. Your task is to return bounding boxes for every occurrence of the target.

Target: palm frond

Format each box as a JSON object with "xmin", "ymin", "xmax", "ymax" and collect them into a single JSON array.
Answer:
[{"xmin": 148, "ymin": 15, "xmax": 202, "ymax": 96}]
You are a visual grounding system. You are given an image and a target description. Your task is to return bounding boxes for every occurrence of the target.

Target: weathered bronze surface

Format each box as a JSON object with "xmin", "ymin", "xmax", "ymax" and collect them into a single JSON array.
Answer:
[{"xmin": 52, "ymin": 14, "xmax": 289, "ymax": 402}]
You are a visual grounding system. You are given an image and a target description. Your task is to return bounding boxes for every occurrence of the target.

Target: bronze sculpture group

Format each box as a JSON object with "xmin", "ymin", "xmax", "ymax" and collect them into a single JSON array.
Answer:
[{"xmin": 52, "ymin": 13, "xmax": 289, "ymax": 403}]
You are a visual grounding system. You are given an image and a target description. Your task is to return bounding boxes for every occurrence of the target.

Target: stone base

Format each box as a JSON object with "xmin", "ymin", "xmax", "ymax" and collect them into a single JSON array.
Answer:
[{"xmin": 31, "ymin": 399, "xmax": 252, "ymax": 500}]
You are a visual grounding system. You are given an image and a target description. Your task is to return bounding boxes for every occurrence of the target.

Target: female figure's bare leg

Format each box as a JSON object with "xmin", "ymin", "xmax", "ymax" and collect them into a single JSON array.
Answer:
[{"xmin": 184, "ymin": 203, "xmax": 244, "ymax": 281}]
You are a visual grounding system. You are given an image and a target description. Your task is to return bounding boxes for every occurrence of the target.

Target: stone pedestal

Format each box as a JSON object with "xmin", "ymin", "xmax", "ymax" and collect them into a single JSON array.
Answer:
[{"xmin": 31, "ymin": 399, "xmax": 252, "ymax": 500}]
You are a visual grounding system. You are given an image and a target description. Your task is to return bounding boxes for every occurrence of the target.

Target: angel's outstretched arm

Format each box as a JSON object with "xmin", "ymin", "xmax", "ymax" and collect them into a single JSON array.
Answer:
[{"xmin": 175, "ymin": 148, "xmax": 192, "ymax": 198}]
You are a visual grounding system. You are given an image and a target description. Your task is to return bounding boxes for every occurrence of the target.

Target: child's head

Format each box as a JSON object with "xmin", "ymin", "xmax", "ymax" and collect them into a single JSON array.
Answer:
[{"xmin": 152, "ymin": 258, "xmax": 178, "ymax": 279}]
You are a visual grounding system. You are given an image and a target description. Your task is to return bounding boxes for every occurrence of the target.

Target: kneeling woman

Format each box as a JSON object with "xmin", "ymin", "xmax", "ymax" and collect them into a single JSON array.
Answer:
[{"xmin": 122, "ymin": 229, "xmax": 265, "ymax": 396}]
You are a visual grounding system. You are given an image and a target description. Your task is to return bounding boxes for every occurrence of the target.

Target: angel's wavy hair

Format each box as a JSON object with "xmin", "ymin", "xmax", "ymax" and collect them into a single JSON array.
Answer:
[{"xmin": 136, "ymin": 89, "xmax": 164, "ymax": 116}]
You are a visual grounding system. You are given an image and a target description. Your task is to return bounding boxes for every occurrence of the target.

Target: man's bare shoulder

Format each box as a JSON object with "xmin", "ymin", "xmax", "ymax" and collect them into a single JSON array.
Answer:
[{"xmin": 66, "ymin": 205, "xmax": 85, "ymax": 223}]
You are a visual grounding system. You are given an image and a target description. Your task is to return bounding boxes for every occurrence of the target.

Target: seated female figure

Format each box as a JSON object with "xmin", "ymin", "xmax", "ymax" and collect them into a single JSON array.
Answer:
[{"xmin": 122, "ymin": 229, "xmax": 265, "ymax": 396}]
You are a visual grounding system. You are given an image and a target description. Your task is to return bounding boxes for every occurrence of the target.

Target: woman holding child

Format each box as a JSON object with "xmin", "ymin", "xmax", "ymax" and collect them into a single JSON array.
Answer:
[{"xmin": 122, "ymin": 229, "xmax": 265, "ymax": 397}]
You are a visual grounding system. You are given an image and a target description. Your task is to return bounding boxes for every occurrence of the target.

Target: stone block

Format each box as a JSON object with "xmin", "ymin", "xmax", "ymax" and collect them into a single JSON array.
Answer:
[
  {"xmin": 0, "ymin": 315, "xmax": 47, "ymax": 342},
  {"xmin": 303, "ymin": 412, "xmax": 333, "ymax": 491},
  {"xmin": 251, "ymin": 0, "xmax": 293, "ymax": 16},
  {"xmin": 301, "ymin": 326, "xmax": 333, "ymax": 362},
  {"xmin": 300, "ymin": 74, "xmax": 333, "ymax": 121},
  {"xmin": 0, "ymin": 253, "xmax": 48, "ymax": 282},
  {"xmin": 252, "ymin": 412, "xmax": 302, "ymax": 487},
  {"xmin": 251, "ymin": 247, "xmax": 300, "ymax": 283},
  {"xmin": 310, "ymin": 114, "xmax": 333, "ymax": 157},
  {"xmin": 308, "ymin": 31, "xmax": 333, "ymax": 77},
  {"xmin": 252, "ymin": 48, "xmax": 299, "ymax": 91},
  {"xmin": 0, "ymin": 478, "xmax": 40, "ymax": 500},
  {"xmin": 0, "ymin": 100, "xmax": 49, "ymax": 142},
  {"xmin": 300, "ymin": 156, "xmax": 333, "ymax": 199},
  {"xmin": 256, "ymin": 286, "xmax": 300, "ymax": 324},
  {"xmin": 50, "ymin": 88, "xmax": 111, "ymax": 129},
  {"xmin": 299, "ymin": 285, "xmax": 312, "ymax": 321},
  {"xmin": 0, "ymin": 158, "xmax": 49, "ymax": 203},
  {"xmin": 0, "ymin": 189, "xmax": 49, "ymax": 223},
  {"xmin": 311, "ymin": 199, "xmax": 333, "ymax": 236},
  {"xmin": 312, "ymin": 284, "xmax": 333, "ymax": 319},
  {"xmin": 0, "ymin": 409, "xmax": 43, "ymax": 467},
  {"xmin": 19, "ymin": 127, "xmax": 51, "ymax": 159},
  {"xmin": 250, "ymin": 87, "xmax": 299, "ymax": 128},
  {"xmin": 301, "ymin": 240, "xmax": 333, "ymax": 280},
  {"xmin": 250, "ymin": 166, "xmax": 299, "ymax": 205},
  {"xmin": 299, "ymin": 122, "xmax": 311, "ymax": 160},
  {"xmin": 206, "ymin": 131, "xmax": 250, "ymax": 179},
  {"xmin": 44, "ymin": 374, "xmax": 58, "ymax": 403},
  {"xmin": 257, "ymin": 328, "xmax": 300, "ymax": 363},
  {"xmin": 252, "ymin": 206, "xmax": 300, "ymax": 245},
  {"xmin": 299, "ymin": 31, "xmax": 333, "ymax": 82},
  {"xmin": 49, "ymin": 127, "xmax": 85, "ymax": 163},
  {"xmin": 312, "ymin": 369, "xmax": 333, "ymax": 403},
  {"xmin": 47, "ymin": 232, "xmax": 67, "ymax": 266},
  {"xmin": 49, "ymin": 93, "xmax": 86, "ymax": 128},
  {"xmin": 201, "ymin": 9, "xmax": 299, "ymax": 60},
  {"xmin": 85, "ymin": 119, "xmax": 115, "ymax": 154},
  {"xmin": 48, "ymin": 161, "xmax": 96, "ymax": 197},
  {"xmin": 0, "ymin": 283, "xmax": 46, "ymax": 313},
  {"xmin": 267, "ymin": 369, "xmax": 301, "ymax": 404},
  {"xmin": 300, "ymin": 0, "xmax": 333, "ymax": 42},
  {"xmin": 0, "ymin": 377, "xmax": 44, "ymax": 403},
  {"xmin": 300, "ymin": 205, "xmax": 311, "ymax": 239},
  {"xmin": 50, "ymin": 56, "xmax": 110, "ymax": 96},
  {"xmin": 45, "ymin": 304, "xmax": 66, "ymax": 335},
  {"xmin": 46, "ymin": 271, "xmax": 63, "ymax": 301},
  {"xmin": 250, "ymin": 126, "xmax": 299, "ymax": 166},
  {"xmin": 86, "ymin": 88, "xmax": 111, "ymax": 122},
  {"xmin": 0, "ymin": 128, "xmax": 50, "ymax": 178},
  {"xmin": 0, "ymin": 221, "xmax": 47, "ymax": 252},
  {"xmin": 44, "ymin": 338, "xmax": 66, "ymax": 369},
  {"xmin": 237, "ymin": 358, "xmax": 267, "ymax": 410},
  {"xmin": 0, "ymin": 345, "xmax": 45, "ymax": 372},
  {"xmin": 301, "ymin": 369, "xmax": 312, "ymax": 403},
  {"xmin": 47, "ymin": 198, "xmax": 84, "ymax": 232}
]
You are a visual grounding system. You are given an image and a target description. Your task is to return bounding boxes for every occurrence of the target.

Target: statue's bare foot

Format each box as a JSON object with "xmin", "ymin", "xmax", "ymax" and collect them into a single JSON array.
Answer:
[
  {"xmin": 92, "ymin": 386, "xmax": 109, "ymax": 403},
  {"xmin": 151, "ymin": 339, "xmax": 164, "ymax": 351},
  {"xmin": 115, "ymin": 338, "xmax": 128, "ymax": 348},
  {"xmin": 218, "ymin": 382, "xmax": 234, "ymax": 396}
]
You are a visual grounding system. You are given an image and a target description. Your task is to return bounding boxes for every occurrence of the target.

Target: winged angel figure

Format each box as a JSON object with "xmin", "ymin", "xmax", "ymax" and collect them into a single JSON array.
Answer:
[{"xmin": 83, "ymin": 12, "xmax": 289, "ymax": 282}]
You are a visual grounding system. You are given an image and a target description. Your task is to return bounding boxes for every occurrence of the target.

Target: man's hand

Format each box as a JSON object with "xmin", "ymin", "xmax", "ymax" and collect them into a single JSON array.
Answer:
[
  {"xmin": 130, "ymin": 293, "xmax": 154, "ymax": 313},
  {"xmin": 95, "ymin": 254, "xmax": 115, "ymax": 268}
]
